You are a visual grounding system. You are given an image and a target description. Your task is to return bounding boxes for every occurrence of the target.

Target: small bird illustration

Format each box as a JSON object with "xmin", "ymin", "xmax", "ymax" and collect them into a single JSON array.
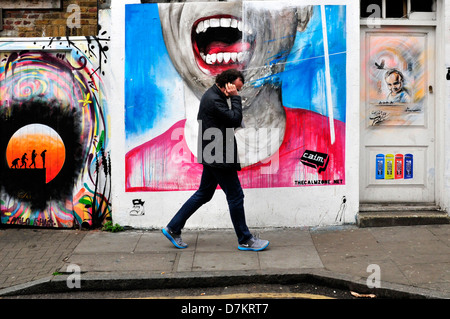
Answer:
[{"xmin": 375, "ymin": 59, "xmax": 385, "ymax": 69}]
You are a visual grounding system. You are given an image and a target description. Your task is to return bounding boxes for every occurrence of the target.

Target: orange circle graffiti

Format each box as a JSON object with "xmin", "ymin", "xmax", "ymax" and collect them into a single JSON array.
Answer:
[{"xmin": 6, "ymin": 124, "xmax": 66, "ymax": 183}]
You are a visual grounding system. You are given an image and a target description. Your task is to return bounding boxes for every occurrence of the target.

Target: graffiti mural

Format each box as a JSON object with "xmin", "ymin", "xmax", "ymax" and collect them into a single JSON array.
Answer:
[
  {"xmin": 364, "ymin": 33, "xmax": 427, "ymax": 126},
  {"xmin": 0, "ymin": 37, "xmax": 111, "ymax": 228},
  {"xmin": 125, "ymin": 2, "xmax": 346, "ymax": 192}
]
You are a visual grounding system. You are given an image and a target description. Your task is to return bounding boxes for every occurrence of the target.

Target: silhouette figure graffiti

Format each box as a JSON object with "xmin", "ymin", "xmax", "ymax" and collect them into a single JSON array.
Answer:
[
  {"xmin": 11, "ymin": 158, "xmax": 20, "ymax": 168},
  {"xmin": 41, "ymin": 150, "xmax": 47, "ymax": 168},
  {"xmin": 29, "ymin": 150, "xmax": 37, "ymax": 168},
  {"xmin": 20, "ymin": 153, "xmax": 27, "ymax": 168}
]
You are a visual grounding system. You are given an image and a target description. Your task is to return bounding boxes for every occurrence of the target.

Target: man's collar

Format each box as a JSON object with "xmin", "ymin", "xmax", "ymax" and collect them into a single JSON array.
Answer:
[{"xmin": 214, "ymin": 83, "xmax": 228, "ymax": 99}]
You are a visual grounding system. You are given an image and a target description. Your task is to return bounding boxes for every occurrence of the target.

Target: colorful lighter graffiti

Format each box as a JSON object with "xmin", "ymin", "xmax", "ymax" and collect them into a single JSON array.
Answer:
[
  {"xmin": 125, "ymin": 2, "xmax": 347, "ymax": 192},
  {"xmin": 365, "ymin": 33, "xmax": 427, "ymax": 126},
  {"xmin": 0, "ymin": 37, "xmax": 111, "ymax": 228}
]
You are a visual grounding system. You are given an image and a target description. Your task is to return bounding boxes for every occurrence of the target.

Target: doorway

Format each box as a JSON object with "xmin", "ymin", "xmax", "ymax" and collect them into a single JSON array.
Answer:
[{"xmin": 360, "ymin": 26, "xmax": 436, "ymax": 205}]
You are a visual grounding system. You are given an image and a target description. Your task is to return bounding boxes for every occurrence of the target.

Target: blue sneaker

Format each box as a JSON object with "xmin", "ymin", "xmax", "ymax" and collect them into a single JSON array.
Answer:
[
  {"xmin": 238, "ymin": 236, "xmax": 269, "ymax": 251},
  {"xmin": 162, "ymin": 227, "xmax": 188, "ymax": 249}
]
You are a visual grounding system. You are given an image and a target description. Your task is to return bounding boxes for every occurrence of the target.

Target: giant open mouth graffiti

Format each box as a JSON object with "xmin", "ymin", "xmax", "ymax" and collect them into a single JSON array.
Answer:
[
  {"xmin": 192, "ymin": 15, "xmax": 255, "ymax": 76},
  {"xmin": 125, "ymin": 3, "xmax": 347, "ymax": 192}
]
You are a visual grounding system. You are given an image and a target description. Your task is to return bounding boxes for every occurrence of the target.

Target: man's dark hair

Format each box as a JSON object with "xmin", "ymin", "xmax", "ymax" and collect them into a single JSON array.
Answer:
[{"xmin": 215, "ymin": 69, "xmax": 245, "ymax": 88}]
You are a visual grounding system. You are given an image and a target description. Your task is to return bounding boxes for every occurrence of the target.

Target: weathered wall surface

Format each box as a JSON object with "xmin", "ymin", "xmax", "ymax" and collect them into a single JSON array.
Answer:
[
  {"xmin": 110, "ymin": 0, "xmax": 360, "ymax": 230},
  {"xmin": 0, "ymin": 3, "xmax": 111, "ymax": 228}
]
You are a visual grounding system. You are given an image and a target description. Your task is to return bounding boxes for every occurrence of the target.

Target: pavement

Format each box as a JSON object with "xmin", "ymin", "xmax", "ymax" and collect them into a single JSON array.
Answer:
[{"xmin": 0, "ymin": 224, "xmax": 449, "ymax": 298}]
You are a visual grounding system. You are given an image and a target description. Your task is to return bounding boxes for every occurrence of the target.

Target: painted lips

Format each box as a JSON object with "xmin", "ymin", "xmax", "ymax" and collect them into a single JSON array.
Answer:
[{"xmin": 192, "ymin": 15, "xmax": 254, "ymax": 76}]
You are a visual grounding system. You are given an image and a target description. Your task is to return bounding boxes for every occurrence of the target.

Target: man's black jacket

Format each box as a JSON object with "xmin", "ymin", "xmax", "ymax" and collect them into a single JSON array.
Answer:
[{"xmin": 197, "ymin": 84, "xmax": 242, "ymax": 171}]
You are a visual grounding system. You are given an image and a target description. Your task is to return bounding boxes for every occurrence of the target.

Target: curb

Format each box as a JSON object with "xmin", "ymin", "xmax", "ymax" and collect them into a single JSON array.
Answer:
[{"xmin": 1, "ymin": 269, "xmax": 447, "ymax": 299}]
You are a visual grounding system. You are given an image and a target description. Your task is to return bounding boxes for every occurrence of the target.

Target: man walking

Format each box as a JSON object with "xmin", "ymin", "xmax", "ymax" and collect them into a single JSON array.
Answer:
[{"xmin": 162, "ymin": 69, "xmax": 269, "ymax": 251}]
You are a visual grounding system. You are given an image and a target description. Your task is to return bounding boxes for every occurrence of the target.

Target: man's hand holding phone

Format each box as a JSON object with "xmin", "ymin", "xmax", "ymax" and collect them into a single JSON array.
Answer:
[{"xmin": 225, "ymin": 82, "xmax": 239, "ymax": 97}]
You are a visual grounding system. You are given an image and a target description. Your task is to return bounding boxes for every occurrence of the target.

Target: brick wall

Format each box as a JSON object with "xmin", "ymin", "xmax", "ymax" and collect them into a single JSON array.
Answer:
[{"xmin": 0, "ymin": 0, "xmax": 98, "ymax": 37}]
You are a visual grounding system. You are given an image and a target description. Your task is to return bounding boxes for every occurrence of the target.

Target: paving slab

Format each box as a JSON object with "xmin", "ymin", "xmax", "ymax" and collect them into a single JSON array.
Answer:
[
  {"xmin": 258, "ymin": 246, "xmax": 324, "ymax": 269},
  {"xmin": 72, "ymin": 231, "xmax": 141, "ymax": 254}
]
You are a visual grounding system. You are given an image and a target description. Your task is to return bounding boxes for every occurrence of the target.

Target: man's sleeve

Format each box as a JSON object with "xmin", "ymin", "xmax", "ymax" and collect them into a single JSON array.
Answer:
[{"xmin": 212, "ymin": 96, "xmax": 243, "ymax": 128}]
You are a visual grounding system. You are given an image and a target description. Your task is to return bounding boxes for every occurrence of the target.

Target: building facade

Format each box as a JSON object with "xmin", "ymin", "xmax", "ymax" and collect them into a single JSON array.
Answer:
[{"xmin": 0, "ymin": 0, "xmax": 449, "ymax": 230}]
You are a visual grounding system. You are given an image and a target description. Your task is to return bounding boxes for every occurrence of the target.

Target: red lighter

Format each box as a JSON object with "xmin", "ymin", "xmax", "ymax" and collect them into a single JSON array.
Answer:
[{"xmin": 395, "ymin": 154, "xmax": 404, "ymax": 179}]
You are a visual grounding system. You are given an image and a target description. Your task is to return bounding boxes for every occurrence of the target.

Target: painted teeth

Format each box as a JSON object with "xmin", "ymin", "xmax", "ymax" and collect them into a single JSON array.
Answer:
[
  {"xmin": 195, "ymin": 17, "xmax": 253, "ymax": 35},
  {"xmin": 200, "ymin": 51, "xmax": 249, "ymax": 65},
  {"xmin": 196, "ymin": 17, "xmax": 252, "ymax": 65}
]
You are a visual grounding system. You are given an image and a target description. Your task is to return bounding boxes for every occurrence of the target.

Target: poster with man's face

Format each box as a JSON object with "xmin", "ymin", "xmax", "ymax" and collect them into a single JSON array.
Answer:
[
  {"xmin": 125, "ymin": 1, "xmax": 347, "ymax": 192},
  {"xmin": 365, "ymin": 33, "xmax": 427, "ymax": 126}
]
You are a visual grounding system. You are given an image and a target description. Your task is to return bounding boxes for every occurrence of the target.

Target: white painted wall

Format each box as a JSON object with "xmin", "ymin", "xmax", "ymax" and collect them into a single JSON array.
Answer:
[
  {"xmin": 109, "ymin": 0, "xmax": 361, "ymax": 230},
  {"xmin": 441, "ymin": 0, "xmax": 450, "ymax": 212}
]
